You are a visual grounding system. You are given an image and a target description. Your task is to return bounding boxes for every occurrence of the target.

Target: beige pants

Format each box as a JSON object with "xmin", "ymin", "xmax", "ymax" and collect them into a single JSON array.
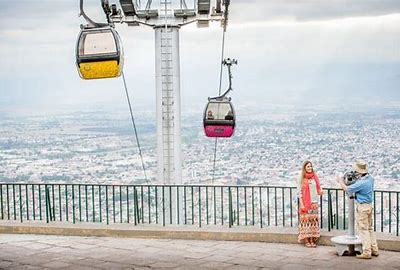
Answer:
[{"xmin": 356, "ymin": 203, "xmax": 379, "ymax": 255}]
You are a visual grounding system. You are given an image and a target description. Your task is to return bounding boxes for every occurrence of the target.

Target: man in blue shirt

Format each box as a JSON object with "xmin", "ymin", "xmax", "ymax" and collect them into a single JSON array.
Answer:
[{"xmin": 337, "ymin": 160, "xmax": 379, "ymax": 259}]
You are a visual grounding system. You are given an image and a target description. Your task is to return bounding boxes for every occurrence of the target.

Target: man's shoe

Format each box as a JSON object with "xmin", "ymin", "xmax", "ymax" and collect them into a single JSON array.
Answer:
[
  {"xmin": 356, "ymin": 253, "xmax": 372, "ymax": 259},
  {"xmin": 372, "ymin": 251, "xmax": 379, "ymax": 257}
]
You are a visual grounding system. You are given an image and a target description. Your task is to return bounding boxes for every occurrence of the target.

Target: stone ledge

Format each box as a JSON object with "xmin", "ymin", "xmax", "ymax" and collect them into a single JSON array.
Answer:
[{"xmin": 0, "ymin": 221, "xmax": 399, "ymax": 251}]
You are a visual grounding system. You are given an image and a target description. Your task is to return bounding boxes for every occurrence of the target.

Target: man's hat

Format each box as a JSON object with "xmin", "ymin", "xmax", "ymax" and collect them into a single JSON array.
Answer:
[{"xmin": 353, "ymin": 160, "xmax": 368, "ymax": 174}]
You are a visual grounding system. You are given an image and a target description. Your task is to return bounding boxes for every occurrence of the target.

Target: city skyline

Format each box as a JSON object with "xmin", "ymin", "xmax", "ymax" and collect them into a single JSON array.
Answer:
[{"xmin": 1, "ymin": 106, "xmax": 399, "ymax": 192}]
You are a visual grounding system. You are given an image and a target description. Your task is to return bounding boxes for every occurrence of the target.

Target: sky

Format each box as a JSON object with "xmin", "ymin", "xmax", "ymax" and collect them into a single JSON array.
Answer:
[{"xmin": 0, "ymin": 0, "xmax": 399, "ymax": 113}]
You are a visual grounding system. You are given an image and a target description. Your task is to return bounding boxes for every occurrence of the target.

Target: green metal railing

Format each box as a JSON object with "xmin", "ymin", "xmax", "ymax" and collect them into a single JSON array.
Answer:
[{"xmin": 0, "ymin": 183, "xmax": 398, "ymax": 236}]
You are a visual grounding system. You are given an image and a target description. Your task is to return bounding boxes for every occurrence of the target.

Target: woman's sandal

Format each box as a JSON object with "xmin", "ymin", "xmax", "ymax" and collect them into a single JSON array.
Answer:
[{"xmin": 305, "ymin": 242, "xmax": 313, "ymax": 248}]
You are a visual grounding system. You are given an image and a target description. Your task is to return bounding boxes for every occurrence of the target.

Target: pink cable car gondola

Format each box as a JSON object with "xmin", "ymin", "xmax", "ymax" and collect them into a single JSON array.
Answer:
[
  {"xmin": 203, "ymin": 58, "xmax": 237, "ymax": 138},
  {"xmin": 203, "ymin": 98, "xmax": 235, "ymax": 137}
]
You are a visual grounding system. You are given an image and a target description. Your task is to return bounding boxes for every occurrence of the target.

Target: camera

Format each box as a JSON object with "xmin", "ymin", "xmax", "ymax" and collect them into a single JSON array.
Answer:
[{"xmin": 343, "ymin": 171, "xmax": 361, "ymax": 186}]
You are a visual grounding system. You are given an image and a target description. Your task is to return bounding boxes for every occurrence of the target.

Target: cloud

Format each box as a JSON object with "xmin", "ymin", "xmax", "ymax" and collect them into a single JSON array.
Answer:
[
  {"xmin": 0, "ymin": 0, "xmax": 399, "ymax": 109},
  {"xmin": 231, "ymin": 0, "xmax": 400, "ymax": 22}
]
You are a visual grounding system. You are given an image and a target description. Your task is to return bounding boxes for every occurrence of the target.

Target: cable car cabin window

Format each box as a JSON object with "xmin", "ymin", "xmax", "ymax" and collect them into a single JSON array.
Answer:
[
  {"xmin": 79, "ymin": 31, "xmax": 117, "ymax": 56},
  {"xmin": 206, "ymin": 103, "xmax": 233, "ymax": 121}
]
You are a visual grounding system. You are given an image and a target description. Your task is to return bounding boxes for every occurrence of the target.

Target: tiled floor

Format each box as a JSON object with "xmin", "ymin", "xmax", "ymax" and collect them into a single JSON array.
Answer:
[{"xmin": 0, "ymin": 234, "xmax": 399, "ymax": 269}]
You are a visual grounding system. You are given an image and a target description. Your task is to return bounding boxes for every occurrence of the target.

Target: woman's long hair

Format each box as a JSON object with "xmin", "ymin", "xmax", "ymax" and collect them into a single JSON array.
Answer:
[{"xmin": 300, "ymin": 160, "xmax": 313, "ymax": 187}]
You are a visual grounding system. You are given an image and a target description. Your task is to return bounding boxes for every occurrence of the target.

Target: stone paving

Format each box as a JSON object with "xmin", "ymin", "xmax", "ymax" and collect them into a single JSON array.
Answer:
[{"xmin": 0, "ymin": 234, "xmax": 399, "ymax": 270}]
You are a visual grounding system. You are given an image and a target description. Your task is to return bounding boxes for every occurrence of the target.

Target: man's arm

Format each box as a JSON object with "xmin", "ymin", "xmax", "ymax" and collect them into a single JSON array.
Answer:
[
  {"xmin": 336, "ymin": 175, "xmax": 364, "ymax": 194},
  {"xmin": 336, "ymin": 176, "xmax": 348, "ymax": 192}
]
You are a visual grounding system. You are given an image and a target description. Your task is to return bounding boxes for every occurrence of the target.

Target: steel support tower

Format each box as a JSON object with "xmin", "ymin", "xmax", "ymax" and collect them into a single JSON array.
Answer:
[{"xmin": 110, "ymin": 0, "xmax": 225, "ymax": 185}]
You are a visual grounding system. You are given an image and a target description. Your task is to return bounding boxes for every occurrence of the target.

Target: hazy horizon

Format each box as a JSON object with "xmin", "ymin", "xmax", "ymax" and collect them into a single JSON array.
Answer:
[{"xmin": 1, "ymin": 0, "xmax": 399, "ymax": 112}]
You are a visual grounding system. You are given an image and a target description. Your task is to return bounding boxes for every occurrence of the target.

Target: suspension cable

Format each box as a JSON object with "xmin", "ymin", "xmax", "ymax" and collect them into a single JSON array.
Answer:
[
  {"xmin": 218, "ymin": 32, "xmax": 227, "ymax": 96},
  {"xmin": 211, "ymin": 25, "xmax": 228, "ymax": 185},
  {"xmin": 121, "ymin": 72, "xmax": 149, "ymax": 184}
]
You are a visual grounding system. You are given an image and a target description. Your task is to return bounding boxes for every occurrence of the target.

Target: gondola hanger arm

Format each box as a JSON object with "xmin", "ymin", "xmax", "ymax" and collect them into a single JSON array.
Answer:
[
  {"xmin": 79, "ymin": 0, "xmax": 109, "ymax": 28},
  {"xmin": 210, "ymin": 58, "xmax": 237, "ymax": 101}
]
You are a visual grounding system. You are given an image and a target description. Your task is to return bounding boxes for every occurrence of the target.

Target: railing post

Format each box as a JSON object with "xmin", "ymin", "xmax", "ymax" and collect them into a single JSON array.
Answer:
[
  {"xmin": 320, "ymin": 189, "xmax": 323, "ymax": 229},
  {"xmin": 112, "ymin": 186, "xmax": 116, "ymax": 223},
  {"xmin": 148, "ymin": 186, "xmax": 151, "ymax": 224},
  {"xmin": 289, "ymin": 187, "xmax": 293, "ymax": 227},
  {"xmin": 45, "ymin": 185, "xmax": 51, "ymax": 223},
  {"xmin": 335, "ymin": 189, "xmax": 339, "ymax": 229},
  {"xmin": 169, "ymin": 186, "xmax": 172, "ymax": 225},
  {"xmin": 155, "ymin": 186, "xmax": 158, "ymax": 224},
  {"xmin": 267, "ymin": 187, "xmax": 270, "ymax": 226},
  {"xmin": 106, "ymin": 185, "xmax": 109, "ymax": 225},
  {"xmin": 0, "ymin": 184, "xmax": 3, "ymax": 220},
  {"xmin": 236, "ymin": 186, "xmax": 239, "ymax": 226},
  {"xmin": 58, "ymin": 185, "xmax": 62, "ymax": 222},
  {"xmin": 133, "ymin": 186, "xmax": 138, "ymax": 226},
  {"xmin": 65, "ymin": 185, "xmax": 69, "ymax": 222},
  {"xmin": 126, "ymin": 186, "xmax": 130, "ymax": 224},
  {"xmin": 221, "ymin": 186, "xmax": 224, "ymax": 226},
  {"xmin": 327, "ymin": 190, "xmax": 331, "ymax": 231},
  {"xmin": 213, "ymin": 186, "xmax": 216, "ymax": 225},
  {"xmin": 244, "ymin": 187, "xmax": 247, "ymax": 226},
  {"xmin": 6, "ymin": 184, "xmax": 10, "ymax": 220},
  {"xmin": 50, "ymin": 186, "xmax": 55, "ymax": 221},
  {"xmin": 177, "ymin": 186, "xmax": 180, "ymax": 225},
  {"xmin": 141, "ymin": 186, "xmax": 144, "ymax": 224},
  {"xmin": 199, "ymin": 186, "xmax": 202, "ymax": 228},
  {"xmin": 206, "ymin": 186, "xmax": 209, "ymax": 225},
  {"xmin": 19, "ymin": 184, "xmax": 23, "ymax": 223},
  {"xmin": 25, "ymin": 184, "xmax": 29, "ymax": 221},
  {"xmin": 343, "ymin": 190, "xmax": 346, "ymax": 230},
  {"xmin": 50, "ymin": 185, "xmax": 54, "ymax": 222},
  {"xmin": 252, "ymin": 186, "xmax": 255, "ymax": 226},
  {"xmin": 72, "ymin": 185, "xmax": 75, "ymax": 224},
  {"xmin": 274, "ymin": 187, "xmax": 277, "ymax": 226},
  {"xmin": 396, "ymin": 192, "xmax": 399, "ymax": 237},
  {"xmin": 374, "ymin": 190, "xmax": 376, "ymax": 231},
  {"xmin": 99, "ymin": 185, "xmax": 103, "ymax": 223},
  {"xmin": 184, "ymin": 186, "xmax": 187, "ymax": 225},
  {"xmin": 13, "ymin": 184, "xmax": 16, "ymax": 220},
  {"xmin": 162, "ymin": 186, "xmax": 165, "ymax": 226},
  {"xmin": 191, "ymin": 186, "xmax": 194, "ymax": 225},
  {"xmin": 259, "ymin": 187, "xmax": 262, "ymax": 228},
  {"xmin": 228, "ymin": 187, "xmax": 232, "ymax": 228},
  {"xmin": 119, "ymin": 186, "xmax": 122, "ymax": 223},
  {"xmin": 282, "ymin": 188, "xmax": 285, "ymax": 227},
  {"xmin": 32, "ymin": 184, "xmax": 36, "ymax": 220},
  {"xmin": 381, "ymin": 191, "xmax": 384, "ymax": 233},
  {"xmin": 389, "ymin": 192, "xmax": 392, "ymax": 234},
  {"xmin": 84, "ymin": 185, "xmax": 88, "ymax": 222},
  {"xmin": 91, "ymin": 185, "xmax": 95, "ymax": 223}
]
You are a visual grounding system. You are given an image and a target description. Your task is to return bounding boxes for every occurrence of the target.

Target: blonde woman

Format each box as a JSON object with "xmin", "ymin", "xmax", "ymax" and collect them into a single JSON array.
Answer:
[{"xmin": 297, "ymin": 161, "xmax": 323, "ymax": 247}]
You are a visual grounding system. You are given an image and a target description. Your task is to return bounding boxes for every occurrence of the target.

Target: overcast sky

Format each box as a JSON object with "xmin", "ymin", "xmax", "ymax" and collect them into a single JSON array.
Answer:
[{"xmin": 0, "ymin": 0, "xmax": 399, "ymax": 113}]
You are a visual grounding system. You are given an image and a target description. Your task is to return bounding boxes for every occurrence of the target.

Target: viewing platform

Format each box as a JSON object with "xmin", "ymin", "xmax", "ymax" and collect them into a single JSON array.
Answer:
[
  {"xmin": 0, "ymin": 183, "xmax": 399, "ymax": 268},
  {"xmin": 0, "ymin": 222, "xmax": 399, "ymax": 269}
]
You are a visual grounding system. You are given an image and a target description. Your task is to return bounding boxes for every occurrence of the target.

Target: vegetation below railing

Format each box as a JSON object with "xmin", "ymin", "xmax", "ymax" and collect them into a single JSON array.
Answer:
[{"xmin": 0, "ymin": 183, "xmax": 398, "ymax": 236}]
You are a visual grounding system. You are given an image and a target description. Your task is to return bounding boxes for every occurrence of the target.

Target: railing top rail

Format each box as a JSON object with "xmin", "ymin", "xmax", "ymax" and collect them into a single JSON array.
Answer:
[{"xmin": 0, "ymin": 182, "xmax": 398, "ymax": 193}]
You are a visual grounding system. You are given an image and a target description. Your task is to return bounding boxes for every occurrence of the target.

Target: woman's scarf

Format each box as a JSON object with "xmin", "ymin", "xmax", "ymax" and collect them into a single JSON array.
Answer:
[{"xmin": 300, "ymin": 172, "xmax": 321, "ymax": 214}]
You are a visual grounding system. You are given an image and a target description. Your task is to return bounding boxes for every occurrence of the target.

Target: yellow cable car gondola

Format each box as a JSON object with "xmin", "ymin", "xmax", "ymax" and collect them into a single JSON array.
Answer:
[{"xmin": 76, "ymin": 26, "xmax": 124, "ymax": 80}]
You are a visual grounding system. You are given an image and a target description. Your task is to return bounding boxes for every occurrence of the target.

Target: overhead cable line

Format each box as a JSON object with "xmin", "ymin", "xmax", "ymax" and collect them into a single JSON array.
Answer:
[
  {"xmin": 122, "ymin": 72, "xmax": 149, "ymax": 184},
  {"xmin": 212, "ymin": 2, "xmax": 230, "ymax": 184}
]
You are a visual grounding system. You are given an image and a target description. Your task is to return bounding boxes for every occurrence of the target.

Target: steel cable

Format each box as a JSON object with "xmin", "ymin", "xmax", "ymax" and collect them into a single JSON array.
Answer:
[{"xmin": 122, "ymin": 72, "xmax": 149, "ymax": 183}]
